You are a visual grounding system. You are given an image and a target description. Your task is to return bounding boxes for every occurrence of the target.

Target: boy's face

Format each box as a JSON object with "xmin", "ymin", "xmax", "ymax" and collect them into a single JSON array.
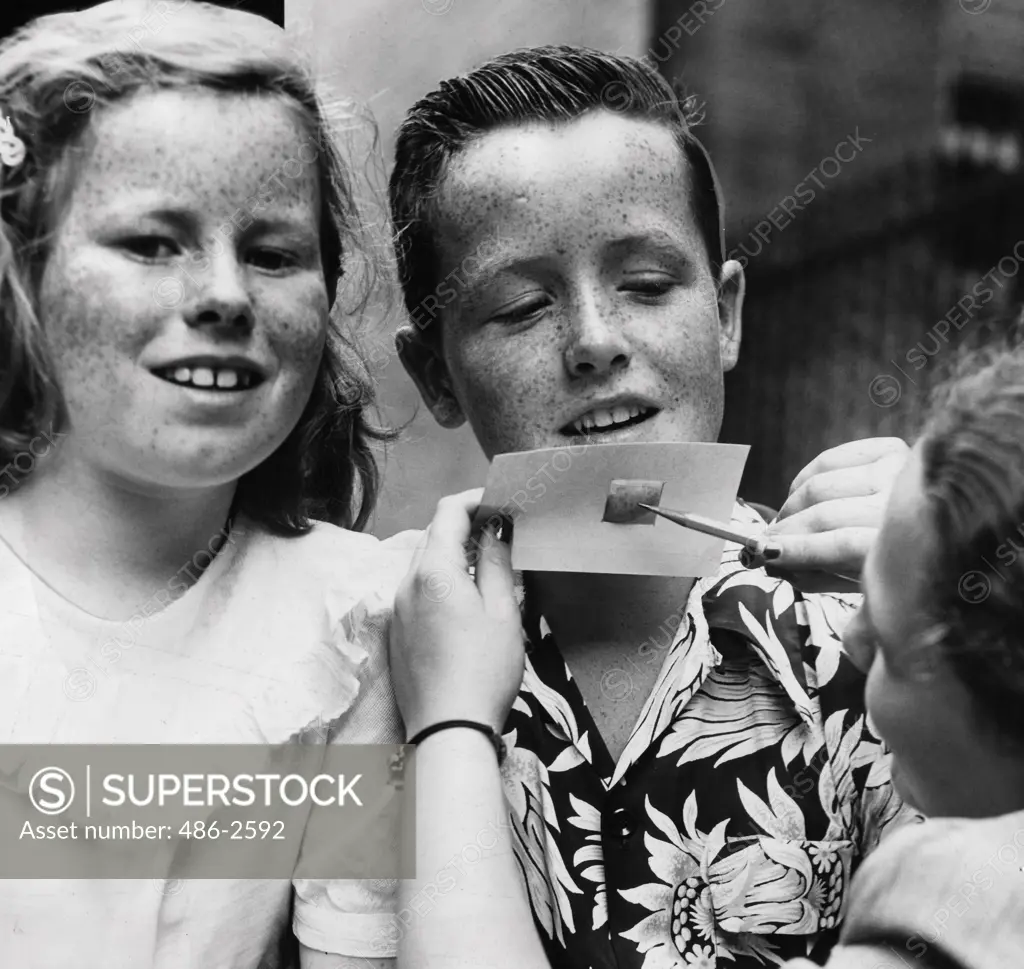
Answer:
[{"xmin": 399, "ymin": 110, "xmax": 744, "ymax": 459}]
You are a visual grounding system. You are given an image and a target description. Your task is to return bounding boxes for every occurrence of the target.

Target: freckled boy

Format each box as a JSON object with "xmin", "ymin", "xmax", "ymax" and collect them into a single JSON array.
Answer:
[{"xmin": 387, "ymin": 46, "xmax": 916, "ymax": 969}]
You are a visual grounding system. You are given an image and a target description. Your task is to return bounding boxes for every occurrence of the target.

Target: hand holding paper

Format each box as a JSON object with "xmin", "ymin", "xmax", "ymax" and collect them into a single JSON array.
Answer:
[{"xmin": 389, "ymin": 490, "xmax": 524, "ymax": 737}]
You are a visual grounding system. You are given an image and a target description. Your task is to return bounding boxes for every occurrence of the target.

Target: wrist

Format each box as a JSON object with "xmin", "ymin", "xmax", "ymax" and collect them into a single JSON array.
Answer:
[
  {"xmin": 405, "ymin": 709, "xmax": 504, "ymax": 740},
  {"xmin": 408, "ymin": 719, "xmax": 507, "ymax": 765}
]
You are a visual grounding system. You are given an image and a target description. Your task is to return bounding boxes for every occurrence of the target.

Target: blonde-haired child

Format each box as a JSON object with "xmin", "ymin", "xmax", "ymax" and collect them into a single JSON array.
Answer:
[{"xmin": 0, "ymin": 2, "xmax": 407, "ymax": 965}]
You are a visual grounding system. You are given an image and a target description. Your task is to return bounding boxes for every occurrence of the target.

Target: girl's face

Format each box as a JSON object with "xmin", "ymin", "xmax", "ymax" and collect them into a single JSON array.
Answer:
[
  {"xmin": 842, "ymin": 445, "xmax": 999, "ymax": 817},
  {"xmin": 38, "ymin": 87, "xmax": 329, "ymax": 493}
]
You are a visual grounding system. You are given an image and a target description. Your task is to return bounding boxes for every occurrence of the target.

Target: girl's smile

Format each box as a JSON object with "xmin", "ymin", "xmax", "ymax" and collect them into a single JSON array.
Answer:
[
  {"xmin": 149, "ymin": 357, "xmax": 268, "ymax": 392},
  {"xmin": 144, "ymin": 353, "xmax": 271, "ymax": 422}
]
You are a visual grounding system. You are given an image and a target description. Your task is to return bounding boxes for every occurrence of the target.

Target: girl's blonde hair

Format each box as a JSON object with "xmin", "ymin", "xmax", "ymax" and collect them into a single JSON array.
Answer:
[{"xmin": 0, "ymin": 0, "xmax": 391, "ymax": 532}]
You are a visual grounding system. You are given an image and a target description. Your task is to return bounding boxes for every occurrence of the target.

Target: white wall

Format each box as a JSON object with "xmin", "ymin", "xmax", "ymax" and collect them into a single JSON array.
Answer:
[{"xmin": 287, "ymin": 0, "xmax": 650, "ymax": 535}]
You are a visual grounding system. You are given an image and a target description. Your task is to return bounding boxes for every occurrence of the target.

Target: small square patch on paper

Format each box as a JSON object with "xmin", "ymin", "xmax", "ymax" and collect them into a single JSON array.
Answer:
[{"xmin": 602, "ymin": 479, "xmax": 665, "ymax": 525}]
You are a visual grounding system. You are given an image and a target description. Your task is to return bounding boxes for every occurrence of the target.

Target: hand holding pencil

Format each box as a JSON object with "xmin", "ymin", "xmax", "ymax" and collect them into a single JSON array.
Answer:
[
  {"xmin": 642, "ymin": 437, "xmax": 908, "ymax": 593},
  {"xmin": 639, "ymin": 504, "xmax": 858, "ymax": 585},
  {"xmin": 637, "ymin": 505, "xmax": 786, "ymax": 570},
  {"xmin": 763, "ymin": 437, "xmax": 908, "ymax": 593}
]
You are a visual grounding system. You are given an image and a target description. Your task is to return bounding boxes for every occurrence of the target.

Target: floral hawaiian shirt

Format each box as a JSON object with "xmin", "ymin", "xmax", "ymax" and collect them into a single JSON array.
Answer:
[{"xmin": 499, "ymin": 502, "xmax": 916, "ymax": 969}]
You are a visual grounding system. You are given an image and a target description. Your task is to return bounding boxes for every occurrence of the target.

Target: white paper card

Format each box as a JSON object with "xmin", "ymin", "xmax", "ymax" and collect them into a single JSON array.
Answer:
[{"xmin": 477, "ymin": 442, "xmax": 750, "ymax": 576}]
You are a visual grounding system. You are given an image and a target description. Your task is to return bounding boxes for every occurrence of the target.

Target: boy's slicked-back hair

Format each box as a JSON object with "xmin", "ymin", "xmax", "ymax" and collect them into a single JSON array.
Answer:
[
  {"xmin": 919, "ymin": 317, "xmax": 1024, "ymax": 746},
  {"xmin": 388, "ymin": 44, "xmax": 726, "ymax": 341},
  {"xmin": 0, "ymin": 0, "xmax": 391, "ymax": 533}
]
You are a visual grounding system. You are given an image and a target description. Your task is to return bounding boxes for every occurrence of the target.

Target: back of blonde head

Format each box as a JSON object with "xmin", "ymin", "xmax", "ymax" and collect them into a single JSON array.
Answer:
[{"xmin": 0, "ymin": 0, "xmax": 389, "ymax": 532}]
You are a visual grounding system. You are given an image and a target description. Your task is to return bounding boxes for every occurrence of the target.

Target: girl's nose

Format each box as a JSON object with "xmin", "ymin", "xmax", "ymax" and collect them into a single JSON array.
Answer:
[{"xmin": 184, "ymin": 254, "xmax": 254, "ymax": 333}]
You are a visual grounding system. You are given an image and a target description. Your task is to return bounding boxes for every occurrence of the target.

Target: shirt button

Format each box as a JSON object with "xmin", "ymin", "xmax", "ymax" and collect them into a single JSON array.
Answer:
[{"xmin": 609, "ymin": 807, "xmax": 637, "ymax": 840}]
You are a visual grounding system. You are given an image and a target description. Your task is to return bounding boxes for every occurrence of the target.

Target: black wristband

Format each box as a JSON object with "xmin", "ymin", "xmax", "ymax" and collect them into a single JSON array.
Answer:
[{"xmin": 408, "ymin": 720, "xmax": 507, "ymax": 766}]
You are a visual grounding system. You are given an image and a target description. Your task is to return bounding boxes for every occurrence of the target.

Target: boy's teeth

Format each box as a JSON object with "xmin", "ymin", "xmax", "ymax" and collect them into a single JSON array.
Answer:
[
  {"xmin": 571, "ymin": 405, "xmax": 651, "ymax": 435},
  {"xmin": 216, "ymin": 370, "xmax": 239, "ymax": 389},
  {"xmin": 192, "ymin": 367, "xmax": 215, "ymax": 387},
  {"xmin": 174, "ymin": 367, "xmax": 191, "ymax": 383}
]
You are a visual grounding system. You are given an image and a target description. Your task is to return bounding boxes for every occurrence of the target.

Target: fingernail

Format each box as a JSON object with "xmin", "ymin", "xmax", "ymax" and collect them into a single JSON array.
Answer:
[
  {"xmin": 497, "ymin": 516, "xmax": 514, "ymax": 545},
  {"xmin": 763, "ymin": 543, "xmax": 782, "ymax": 561}
]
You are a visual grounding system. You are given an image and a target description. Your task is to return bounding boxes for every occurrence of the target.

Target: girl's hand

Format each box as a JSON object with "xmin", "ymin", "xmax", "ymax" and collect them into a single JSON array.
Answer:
[
  {"xmin": 765, "ymin": 437, "xmax": 909, "ymax": 593},
  {"xmin": 389, "ymin": 488, "xmax": 524, "ymax": 738}
]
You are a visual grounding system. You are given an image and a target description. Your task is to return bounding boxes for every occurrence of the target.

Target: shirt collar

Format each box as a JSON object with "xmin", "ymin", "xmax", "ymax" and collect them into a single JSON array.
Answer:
[
  {"xmin": 702, "ymin": 502, "xmax": 810, "ymax": 695},
  {"xmin": 517, "ymin": 500, "xmax": 815, "ymax": 723}
]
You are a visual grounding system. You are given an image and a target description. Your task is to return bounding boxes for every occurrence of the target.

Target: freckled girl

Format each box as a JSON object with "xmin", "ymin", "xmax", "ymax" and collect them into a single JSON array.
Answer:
[{"xmin": 0, "ymin": 2, "xmax": 407, "ymax": 966}]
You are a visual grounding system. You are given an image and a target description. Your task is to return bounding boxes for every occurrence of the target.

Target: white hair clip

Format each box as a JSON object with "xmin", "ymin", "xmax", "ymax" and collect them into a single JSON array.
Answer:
[{"xmin": 0, "ymin": 116, "xmax": 26, "ymax": 168}]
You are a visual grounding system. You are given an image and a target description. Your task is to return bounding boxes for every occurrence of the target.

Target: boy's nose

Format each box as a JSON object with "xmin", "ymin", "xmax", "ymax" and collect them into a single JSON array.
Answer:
[
  {"xmin": 566, "ymin": 342, "xmax": 630, "ymax": 376},
  {"xmin": 564, "ymin": 314, "xmax": 631, "ymax": 377}
]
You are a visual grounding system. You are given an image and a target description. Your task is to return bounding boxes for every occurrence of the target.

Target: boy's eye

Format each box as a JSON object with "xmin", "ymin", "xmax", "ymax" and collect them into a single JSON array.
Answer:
[
  {"xmin": 490, "ymin": 294, "xmax": 550, "ymax": 325},
  {"xmin": 120, "ymin": 236, "xmax": 179, "ymax": 260},
  {"xmin": 621, "ymin": 274, "xmax": 676, "ymax": 298}
]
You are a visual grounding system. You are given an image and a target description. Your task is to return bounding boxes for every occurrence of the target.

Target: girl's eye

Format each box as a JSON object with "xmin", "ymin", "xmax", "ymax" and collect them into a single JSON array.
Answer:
[
  {"xmin": 120, "ymin": 236, "xmax": 179, "ymax": 260},
  {"xmin": 248, "ymin": 248, "xmax": 300, "ymax": 272}
]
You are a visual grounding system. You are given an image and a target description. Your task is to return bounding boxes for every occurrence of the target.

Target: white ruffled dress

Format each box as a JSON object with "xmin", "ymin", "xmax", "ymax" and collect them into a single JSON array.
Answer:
[{"xmin": 0, "ymin": 515, "xmax": 417, "ymax": 968}]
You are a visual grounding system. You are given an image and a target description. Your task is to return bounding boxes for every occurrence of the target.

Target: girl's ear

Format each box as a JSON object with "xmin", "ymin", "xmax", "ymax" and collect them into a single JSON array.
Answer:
[
  {"xmin": 716, "ymin": 259, "xmax": 745, "ymax": 372},
  {"xmin": 396, "ymin": 325, "xmax": 466, "ymax": 428}
]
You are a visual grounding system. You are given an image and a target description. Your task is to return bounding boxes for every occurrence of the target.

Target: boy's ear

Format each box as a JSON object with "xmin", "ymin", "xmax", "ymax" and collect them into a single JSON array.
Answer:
[
  {"xmin": 716, "ymin": 259, "xmax": 745, "ymax": 373},
  {"xmin": 396, "ymin": 325, "xmax": 467, "ymax": 429}
]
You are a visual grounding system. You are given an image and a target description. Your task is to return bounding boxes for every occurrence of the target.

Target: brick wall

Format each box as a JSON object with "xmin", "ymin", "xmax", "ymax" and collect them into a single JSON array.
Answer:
[
  {"xmin": 656, "ymin": 0, "xmax": 1024, "ymax": 503},
  {"xmin": 658, "ymin": 0, "xmax": 943, "ymax": 230}
]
